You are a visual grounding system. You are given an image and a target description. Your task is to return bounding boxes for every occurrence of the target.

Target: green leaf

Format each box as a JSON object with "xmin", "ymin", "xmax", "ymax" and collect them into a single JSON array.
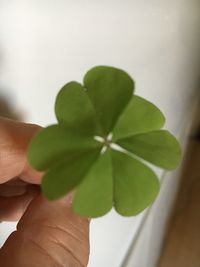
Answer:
[
  {"xmin": 113, "ymin": 95, "xmax": 165, "ymax": 140},
  {"xmin": 84, "ymin": 66, "xmax": 134, "ymax": 135},
  {"xmin": 73, "ymin": 149, "xmax": 113, "ymax": 217},
  {"xmin": 111, "ymin": 150, "xmax": 160, "ymax": 216},
  {"xmin": 42, "ymin": 149, "xmax": 101, "ymax": 200},
  {"xmin": 55, "ymin": 81, "xmax": 102, "ymax": 135},
  {"xmin": 117, "ymin": 130, "xmax": 182, "ymax": 170},
  {"xmin": 28, "ymin": 125, "xmax": 102, "ymax": 171},
  {"xmin": 27, "ymin": 65, "xmax": 182, "ymax": 218}
]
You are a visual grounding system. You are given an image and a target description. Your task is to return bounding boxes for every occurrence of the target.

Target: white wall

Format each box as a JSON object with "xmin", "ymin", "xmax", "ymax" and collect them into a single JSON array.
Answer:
[{"xmin": 0, "ymin": 1, "xmax": 200, "ymax": 266}]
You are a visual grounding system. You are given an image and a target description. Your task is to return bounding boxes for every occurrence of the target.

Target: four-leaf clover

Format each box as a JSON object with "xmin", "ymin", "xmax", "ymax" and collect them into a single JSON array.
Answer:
[{"xmin": 28, "ymin": 66, "xmax": 181, "ymax": 217}]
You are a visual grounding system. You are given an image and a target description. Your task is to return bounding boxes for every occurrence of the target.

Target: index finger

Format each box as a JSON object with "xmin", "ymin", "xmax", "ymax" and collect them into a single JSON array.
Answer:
[{"xmin": 0, "ymin": 117, "xmax": 43, "ymax": 184}]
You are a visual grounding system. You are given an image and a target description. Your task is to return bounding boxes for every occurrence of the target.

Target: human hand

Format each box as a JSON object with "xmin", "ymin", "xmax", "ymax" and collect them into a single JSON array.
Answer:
[{"xmin": 0, "ymin": 117, "xmax": 90, "ymax": 267}]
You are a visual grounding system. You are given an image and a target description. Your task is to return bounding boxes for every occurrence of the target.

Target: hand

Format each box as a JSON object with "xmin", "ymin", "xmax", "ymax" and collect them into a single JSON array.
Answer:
[{"xmin": 0, "ymin": 117, "xmax": 90, "ymax": 267}]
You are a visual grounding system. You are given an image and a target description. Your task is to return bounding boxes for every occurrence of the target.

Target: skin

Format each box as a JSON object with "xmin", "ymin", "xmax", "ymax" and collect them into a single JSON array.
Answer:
[{"xmin": 0, "ymin": 117, "xmax": 90, "ymax": 267}]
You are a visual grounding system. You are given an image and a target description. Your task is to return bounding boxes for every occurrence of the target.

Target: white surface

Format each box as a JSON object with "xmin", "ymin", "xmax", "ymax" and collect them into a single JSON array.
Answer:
[
  {"xmin": 0, "ymin": 1, "xmax": 200, "ymax": 266},
  {"xmin": 0, "ymin": 222, "xmax": 16, "ymax": 247}
]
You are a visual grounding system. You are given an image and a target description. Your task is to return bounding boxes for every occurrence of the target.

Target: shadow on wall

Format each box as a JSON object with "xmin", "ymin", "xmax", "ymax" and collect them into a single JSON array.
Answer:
[
  {"xmin": 0, "ymin": 47, "xmax": 22, "ymax": 120},
  {"xmin": 191, "ymin": 99, "xmax": 200, "ymax": 141},
  {"xmin": 0, "ymin": 93, "xmax": 21, "ymax": 120},
  {"xmin": 0, "ymin": 52, "xmax": 22, "ymax": 120}
]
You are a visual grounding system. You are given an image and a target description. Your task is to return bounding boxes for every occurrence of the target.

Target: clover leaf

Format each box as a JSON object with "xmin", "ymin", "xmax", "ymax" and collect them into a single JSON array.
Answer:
[{"xmin": 28, "ymin": 66, "xmax": 182, "ymax": 218}]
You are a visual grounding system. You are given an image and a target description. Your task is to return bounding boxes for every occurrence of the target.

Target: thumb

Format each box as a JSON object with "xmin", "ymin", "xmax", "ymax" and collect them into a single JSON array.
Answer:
[{"xmin": 0, "ymin": 195, "xmax": 90, "ymax": 267}]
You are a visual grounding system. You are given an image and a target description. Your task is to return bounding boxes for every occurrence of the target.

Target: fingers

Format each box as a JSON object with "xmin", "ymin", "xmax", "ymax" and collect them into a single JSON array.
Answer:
[
  {"xmin": 0, "ymin": 185, "xmax": 40, "ymax": 221},
  {"xmin": 0, "ymin": 117, "xmax": 43, "ymax": 184},
  {"xmin": 0, "ymin": 118, "xmax": 90, "ymax": 266},
  {"xmin": 0, "ymin": 178, "xmax": 34, "ymax": 197},
  {"xmin": 0, "ymin": 194, "xmax": 90, "ymax": 267},
  {"xmin": 0, "ymin": 183, "xmax": 27, "ymax": 197}
]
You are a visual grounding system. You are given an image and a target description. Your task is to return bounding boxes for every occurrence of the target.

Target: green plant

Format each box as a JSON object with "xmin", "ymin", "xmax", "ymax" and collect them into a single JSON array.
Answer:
[{"xmin": 28, "ymin": 66, "xmax": 181, "ymax": 218}]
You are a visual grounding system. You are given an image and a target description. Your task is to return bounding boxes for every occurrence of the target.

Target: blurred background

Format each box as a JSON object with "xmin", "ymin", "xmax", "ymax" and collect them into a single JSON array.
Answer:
[{"xmin": 0, "ymin": 1, "xmax": 200, "ymax": 266}]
